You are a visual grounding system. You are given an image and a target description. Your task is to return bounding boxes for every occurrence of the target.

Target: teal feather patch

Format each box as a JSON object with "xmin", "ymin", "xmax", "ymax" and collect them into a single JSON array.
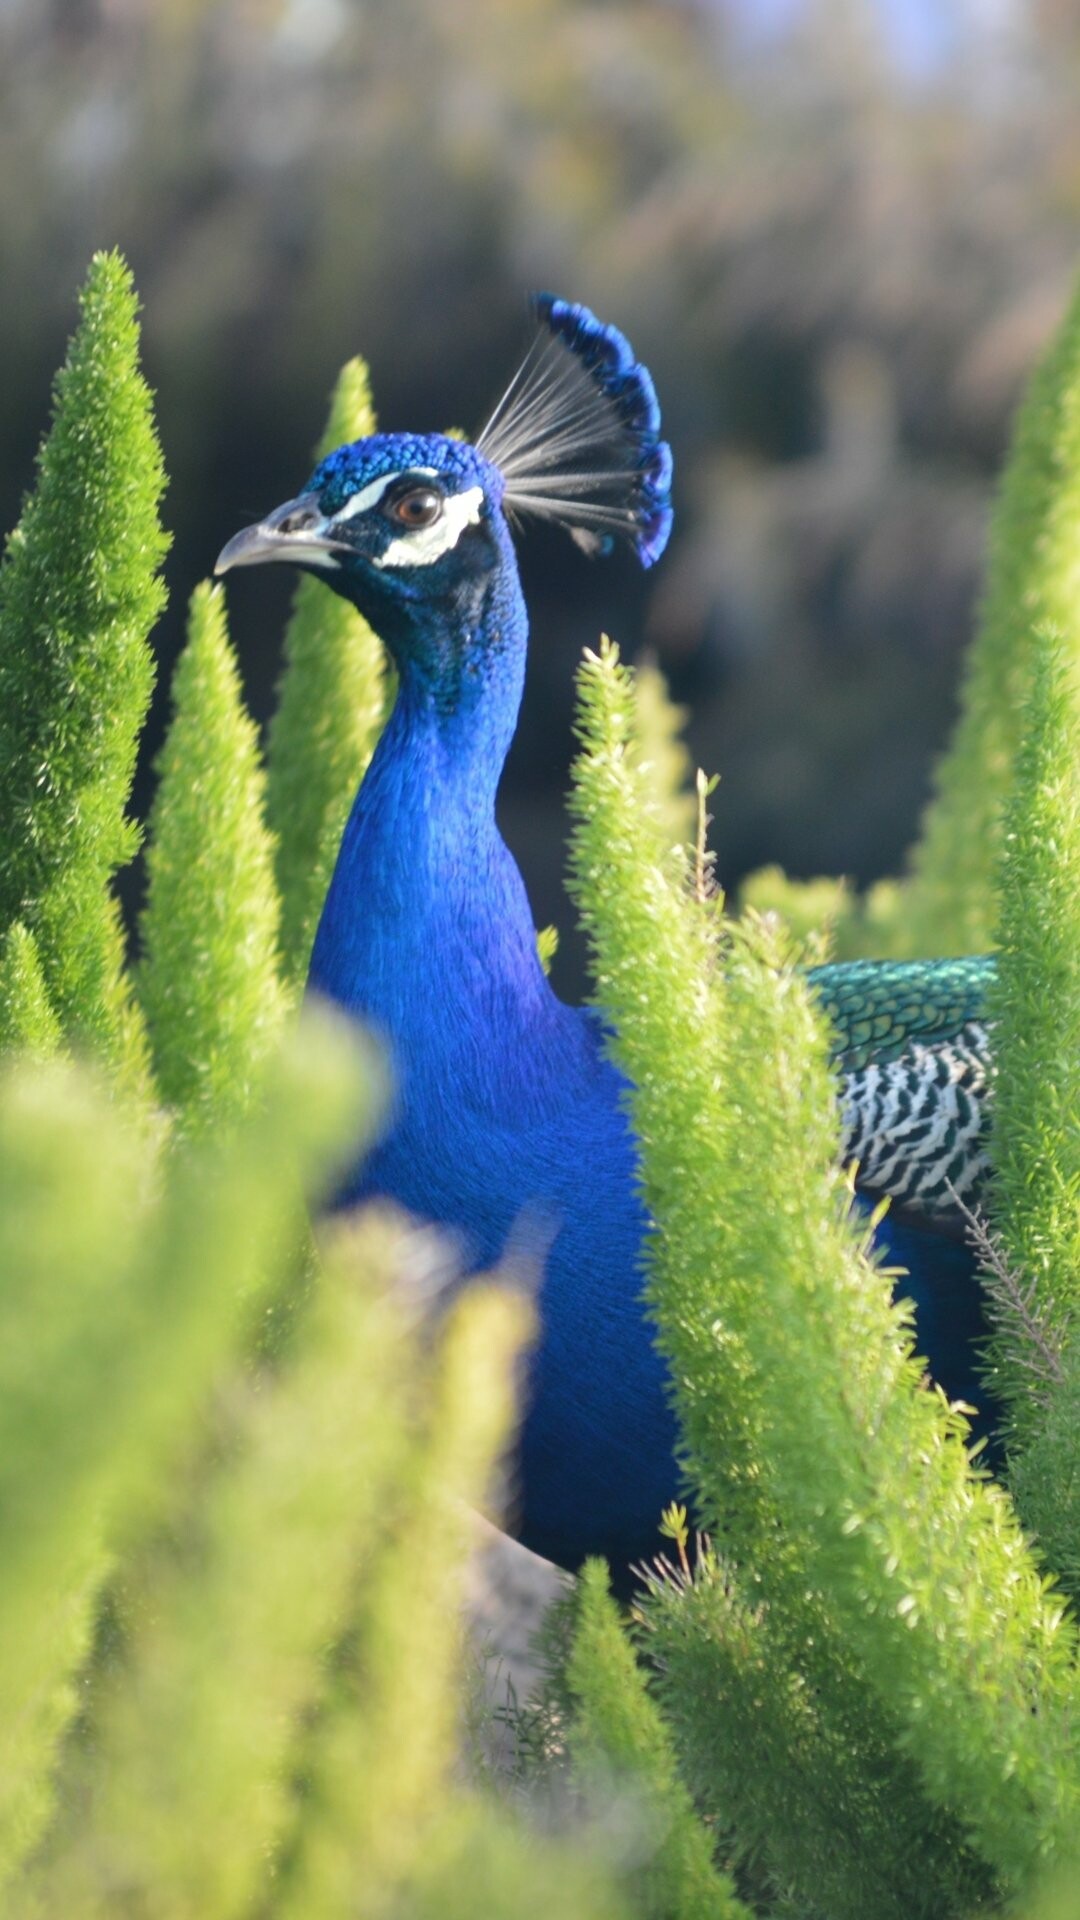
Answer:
[
  {"xmin": 811, "ymin": 955, "xmax": 994, "ymax": 1071},
  {"xmin": 810, "ymin": 957, "xmax": 996, "ymax": 1226}
]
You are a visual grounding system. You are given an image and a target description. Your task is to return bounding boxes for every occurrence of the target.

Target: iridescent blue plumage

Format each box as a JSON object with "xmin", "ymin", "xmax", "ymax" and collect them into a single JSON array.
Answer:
[
  {"xmin": 215, "ymin": 299, "xmax": 990, "ymax": 1583},
  {"xmin": 530, "ymin": 294, "xmax": 673, "ymax": 565},
  {"xmin": 478, "ymin": 294, "xmax": 673, "ymax": 567},
  {"xmin": 310, "ymin": 434, "xmax": 504, "ymax": 520}
]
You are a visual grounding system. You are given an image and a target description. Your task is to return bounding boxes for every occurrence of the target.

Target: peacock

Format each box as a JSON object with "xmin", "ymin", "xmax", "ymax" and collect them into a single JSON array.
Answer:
[{"xmin": 216, "ymin": 297, "xmax": 996, "ymax": 1582}]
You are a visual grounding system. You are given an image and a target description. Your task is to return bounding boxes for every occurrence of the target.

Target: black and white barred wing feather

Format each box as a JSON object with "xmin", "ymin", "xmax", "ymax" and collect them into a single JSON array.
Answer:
[{"xmin": 811, "ymin": 956, "xmax": 995, "ymax": 1231}]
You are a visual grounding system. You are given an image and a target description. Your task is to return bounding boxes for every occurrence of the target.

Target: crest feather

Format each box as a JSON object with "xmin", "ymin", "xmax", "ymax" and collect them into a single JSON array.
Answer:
[{"xmin": 477, "ymin": 295, "xmax": 673, "ymax": 567}]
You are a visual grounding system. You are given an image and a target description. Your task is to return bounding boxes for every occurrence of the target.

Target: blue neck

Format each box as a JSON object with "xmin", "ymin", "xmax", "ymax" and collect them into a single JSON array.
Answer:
[{"xmin": 309, "ymin": 531, "xmax": 568, "ymax": 1113}]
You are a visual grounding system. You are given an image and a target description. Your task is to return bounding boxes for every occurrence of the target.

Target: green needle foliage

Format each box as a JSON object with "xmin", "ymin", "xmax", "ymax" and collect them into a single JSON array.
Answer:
[
  {"xmin": 0, "ymin": 1061, "xmax": 142, "ymax": 1884},
  {"xmin": 276, "ymin": 1274, "xmax": 532, "ymax": 1918},
  {"xmin": 638, "ymin": 1551, "xmax": 918, "ymax": 1919},
  {"xmin": 30, "ymin": 1212, "xmax": 416, "ymax": 1920},
  {"xmin": 537, "ymin": 922, "xmax": 559, "ymax": 973},
  {"xmin": 567, "ymin": 1558, "xmax": 748, "ymax": 1920},
  {"xmin": 0, "ymin": 251, "xmax": 167, "ymax": 1072},
  {"xmin": 568, "ymin": 639, "xmax": 1080, "ymax": 1913},
  {"xmin": 1008, "ymin": 1341, "xmax": 1080, "ymax": 1609},
  {"xmin": 979, "ymin": 629, "xmax": 1080, "ymax": 1612},
  {"xmin": 631, "ymin": 653, "xmax": 696, "ymax": 852},
  {"xmin": 0, "ymin": 923, "xmax": 63, "ymax": 1058},
  {"xmin": 138, "ymin": 580, "xmax": 288, "ymax": 1136},
  {"xmin": 903, "ymin": 268, "xmax": 1080, "ymax": 957},
  {"xmin": 986, "ymin": 633, "xmax": 1080, "ymax": 1434},
  {"xmin": 267, "ymin": 357, "xmax": 390, "ymax": 987},
  {"xmin": 0, "ymin": 1021, "xmax": 628, "ymax": 1920},
  {"xmin": 0, "ymin": 1006, "xmax": 377, "ymax": 1895}
]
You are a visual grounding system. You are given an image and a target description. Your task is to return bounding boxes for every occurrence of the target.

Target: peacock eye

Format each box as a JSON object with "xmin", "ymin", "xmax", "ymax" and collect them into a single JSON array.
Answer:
[{"xmin": 387, "ymin": 486, "xmax": 444, "ymax": 529}]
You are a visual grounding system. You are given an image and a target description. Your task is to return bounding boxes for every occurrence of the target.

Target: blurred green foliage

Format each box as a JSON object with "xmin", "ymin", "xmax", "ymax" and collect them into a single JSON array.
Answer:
[{"xmin": 904, "ymin": 268, "xmax": 1080, "ymax": 956}]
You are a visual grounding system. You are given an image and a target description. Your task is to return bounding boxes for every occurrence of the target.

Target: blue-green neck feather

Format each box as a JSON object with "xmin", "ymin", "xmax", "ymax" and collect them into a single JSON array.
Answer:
[
  {"xmin": 308, "ymin": 498, "xmax": 548, "ymax": 1056},
  {"xmin": 307, "ymin": 491, "xmax": 679, "ymax": 1574}
]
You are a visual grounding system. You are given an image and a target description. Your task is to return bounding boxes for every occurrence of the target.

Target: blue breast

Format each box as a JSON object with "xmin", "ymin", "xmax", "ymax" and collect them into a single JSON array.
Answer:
[{"xmin": 311, "ymin": 802, "xmax": 679, "ymax": 1572}]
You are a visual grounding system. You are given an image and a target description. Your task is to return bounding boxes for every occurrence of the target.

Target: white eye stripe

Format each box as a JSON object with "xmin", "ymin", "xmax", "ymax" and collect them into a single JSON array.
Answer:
[
  {"xmin": 374, "ymin": 485, "xmax": 485, "ymax": 569},
  {"xmin": 331, "ymin": 466, "xmax": 439, "ymax": 522}
]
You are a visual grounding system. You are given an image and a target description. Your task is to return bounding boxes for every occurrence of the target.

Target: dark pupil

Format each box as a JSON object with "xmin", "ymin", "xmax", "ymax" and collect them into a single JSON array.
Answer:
[{"xmin": 393, "ymin": 488, "xmax": 441, "ymax": 527}]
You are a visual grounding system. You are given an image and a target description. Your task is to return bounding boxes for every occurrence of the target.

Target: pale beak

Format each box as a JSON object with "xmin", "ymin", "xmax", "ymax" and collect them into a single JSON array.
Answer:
[{"xmin": 214, "ymin": 494, "xmax": 342, "ymax": 575}]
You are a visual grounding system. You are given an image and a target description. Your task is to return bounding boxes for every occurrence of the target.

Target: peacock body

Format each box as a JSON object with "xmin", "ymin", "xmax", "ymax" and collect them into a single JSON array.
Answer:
[{"xmin": 217, "ymin": 300, "xmax": 994, "ymax": 1581}]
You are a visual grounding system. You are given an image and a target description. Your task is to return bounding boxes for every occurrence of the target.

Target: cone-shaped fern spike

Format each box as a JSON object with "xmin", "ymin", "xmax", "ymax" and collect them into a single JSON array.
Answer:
[
  {"xmin": 639, "ymin": 1551, "xmax": 932, "ymax": 1919},
  {"xmin": 904, "ymin": 268, "xmax": 1080, "ymax": 956},
  {"xmin": 0, "ymin": 251, "xmax": 167, "ymax": 1078},
  {"xmin": 0, "ymin": 1060, "xmax": 141, "ymax": 1890},
  {"xmin": 267, "ymin": 358, "xmax": 390, "ymax": 987},
  {"xmin": 569, "ymin": 639, "xmax": 1080, "ymax": 1900},
  {"xmin": 986, "ymin": 630, "xmax": 1080, "ymax": 1434},
  {"xmin": 0, "ymin": 1010, "xmax": 379, "ymax": 1901},
  {"xmin": 138, "ymin": 580, "xmax": 288, "ymax": 1137},
  {"xmin": 567, "ymin": 1557, "xmax": 749, "ymax": 1920},
  {"xmin": 0, "ymin": 923, "xmax": 63, "ymax": 1059},
  {"xmin": 275, "ymin": 1275, "xmax": 532, "ymax": 1918},
  {"xmin": 30, "ymin": 1211, "xmax": 415, "ymax": 1920},
  {"xmin": 630, "ymin": 652, "xmax": 696, "ymax": 851}
]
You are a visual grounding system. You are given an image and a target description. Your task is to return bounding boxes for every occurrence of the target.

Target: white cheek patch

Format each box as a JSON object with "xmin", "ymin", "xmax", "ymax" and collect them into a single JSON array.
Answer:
[
  {"xmin": 375, "ymin": 485, "xmax": 485, "ymax": 569},
  {"xmin": 332, "ymin": 466, "xmax": 438, "ymax": 523}
]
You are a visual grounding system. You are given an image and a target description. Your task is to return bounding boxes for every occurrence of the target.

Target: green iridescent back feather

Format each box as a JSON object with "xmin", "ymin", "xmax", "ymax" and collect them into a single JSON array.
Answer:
[{"xmin": 810, "ymin": 955, "xmax": 996, "ymax": 1073}]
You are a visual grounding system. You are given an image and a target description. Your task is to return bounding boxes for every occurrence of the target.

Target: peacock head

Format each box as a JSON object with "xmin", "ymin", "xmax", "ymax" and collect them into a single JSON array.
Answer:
[{"xmin": 215, "ymin": 296, "xmax": 673, "ymax": 681}]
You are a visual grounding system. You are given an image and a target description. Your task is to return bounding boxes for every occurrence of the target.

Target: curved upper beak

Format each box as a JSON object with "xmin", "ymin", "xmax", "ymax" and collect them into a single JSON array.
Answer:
[{"xmin": 214, "ymin": 494, "xmax": 342, "ymax": 576}]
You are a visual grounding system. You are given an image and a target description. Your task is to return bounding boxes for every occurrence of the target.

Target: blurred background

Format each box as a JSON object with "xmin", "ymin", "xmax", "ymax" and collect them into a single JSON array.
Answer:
[{"xmin": 1, "ymin": 0, "xmax": 1078, "ymax": 994}]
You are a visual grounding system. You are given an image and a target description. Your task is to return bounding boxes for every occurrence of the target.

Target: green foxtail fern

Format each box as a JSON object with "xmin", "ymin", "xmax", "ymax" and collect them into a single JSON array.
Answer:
[
  {"xmin": 0, "ymin": 1008, "xmax": 378, "ymax": 1895},
  {"xmin": 567, "ymin": 1557, "xmax": 748, "ymax": 1920},
  {"xmin": 0, "ymin": 252, "xmax": 167, "ymax": 1085},
  {"xmin": 569, "ymin": 644, "xmax": 993, "ymax": 1920},
  {"xmin": 980, "ymin": 631, "xmax": 1080, "ymax": 1603},
  {"xmin": 267, "ymin": 358, "xmax": 389, "ymax": 987},
  {"xmin": 568, "ymin": 639, "xmax": 1080, "ymax": 1913},
  {"xmin": 0, "ymin": 1061, "xmax": 141, "ymax": 1886},
  {"xmin": 986, "ymin": 634, "xmax": 1080, "ymax": 1425},
  {"xmin": 275, "ymin": 1273, "xmax": 533, "ymax": 1918},
  {"xmin": 630, "ymin": 652, "xmax": 696, "ymax": 853},
  {"xmin": 3, "ymin": 1025, "xmax": 624, "ymax": 1920},
  {"xmin": 0, "ymin": 923, "xmax": 63, "ymax": 1058},
  {"xmin": 902, "ymin": 268, "xmax": 1080, "ymax": 956},
  {"xmin": 28, "ymin": 1210, "xmax": 417, "ymax": 1920},
  {"xmin": 138, "ymin": 580, "xmax": 288, "ymax": 1136}
]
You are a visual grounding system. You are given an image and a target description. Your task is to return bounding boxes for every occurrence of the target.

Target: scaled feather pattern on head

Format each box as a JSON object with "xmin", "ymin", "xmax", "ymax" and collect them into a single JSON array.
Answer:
[{"xmin": 477, "ymin": 294, "xmax": 674, "ymax": 567}]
